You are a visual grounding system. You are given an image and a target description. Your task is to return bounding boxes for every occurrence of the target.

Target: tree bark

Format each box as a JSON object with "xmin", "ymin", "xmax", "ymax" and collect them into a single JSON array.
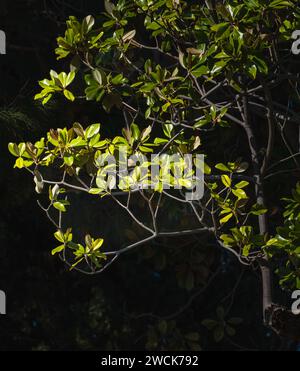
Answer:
[{"xmin": 242, "ymin": 93, "xmax": 273, "ymax": 322}]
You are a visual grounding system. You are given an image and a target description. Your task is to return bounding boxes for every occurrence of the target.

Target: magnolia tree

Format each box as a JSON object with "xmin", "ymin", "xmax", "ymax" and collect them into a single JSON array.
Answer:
[{"xmin": 9, "ymin": 0, "xmax": 300, "ymax": 340}]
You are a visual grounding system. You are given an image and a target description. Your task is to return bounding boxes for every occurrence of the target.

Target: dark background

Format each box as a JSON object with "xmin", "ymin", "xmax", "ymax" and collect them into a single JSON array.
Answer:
[{"xmin": 0, "ymin": 0, "xmax": 296, "ymax": 351}]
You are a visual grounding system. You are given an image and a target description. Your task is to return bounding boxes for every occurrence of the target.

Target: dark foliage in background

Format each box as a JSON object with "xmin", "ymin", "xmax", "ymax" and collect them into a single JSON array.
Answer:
[{"xmin": 0, "ymin": 0, "xmax": 298, "ymax": 350}]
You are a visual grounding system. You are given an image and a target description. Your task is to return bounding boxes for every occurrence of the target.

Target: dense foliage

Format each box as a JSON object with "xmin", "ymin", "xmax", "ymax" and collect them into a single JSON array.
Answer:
[{"xmin": 3, "ymin": 0, "xmax": 300, "ymax": 350}]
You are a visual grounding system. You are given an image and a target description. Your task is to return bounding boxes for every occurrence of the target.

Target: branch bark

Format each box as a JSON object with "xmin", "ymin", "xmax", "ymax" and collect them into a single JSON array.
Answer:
[{"xmin": 241, "ymin": 93, "xmax": 273, "ymax": 322}]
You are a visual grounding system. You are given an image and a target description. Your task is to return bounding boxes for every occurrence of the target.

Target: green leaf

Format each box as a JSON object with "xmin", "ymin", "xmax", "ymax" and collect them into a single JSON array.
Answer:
[
  {"xmin": 93, "ymin": 238, "xmax": 104, "ymax": 250},
  {"xmin": 51, "ymin": 184, "xmax": 60, "ymax": 200},
  {"xmin": 140, "ymin": 82, "xmax": 156, "ymax": 92},
  {"xmin": 86, "ymin": 123, "xmax": 100, "ymax": 139},
  {"xmin": 42, "ymin": 94, "xmax": 53, "ymax": 105},
  {"xmin": 54, "ymin": 230, "xmax": 64, "ymax": 243},
  {"xmin": 104, "ymin": 0, "xmax": 115, "ymax": 15},
  {"xmin": 185, "ymin": 271, "xmax": 194, "ymax": 291},
  {"xmin": 220, "ymin": 212, "xmax": 233, "ymax": 224},
  {"xmin": 58, "ymin": 72, "xmax": 68, "ymax": 87},
  {"xmin": 236, "ymin": 162, "xmax": 249, "ymax": 173},
  {"xmin": 34, "ymin": 170, "xmax": 44, "ymax": 194},
  {"xmin": 191, "ymin": 65, "xmax": 209, "ymax": 78},
  {"xmin": 226, "ymin": 325, "xmax": 236, "ymax": 337},
  {"xmin": 251, "ymin": 56, "xmax": 268, "ymax": 74},
  {"xmin": 221, "ymin": 174, "xmax": 231, "ymax": 188},
  {"xmin": 8, "ymin": 143, "xmax": 19, "ymax": 157},
  {"xmin": 242, "ymin": 244, "xmax": 252, "ymax": 257},
  {"xmin": 89, "ymin": 188, "xmax": 103, "ymax": 195},
  {"xmin": 162, "ymin": 102, "xmax": 171, "ymax": 112},
  {"xmin": 66, "ymin": 71, "xmax": 75, "ymax": 86},
  {"xmin": 202, "ymin": 319, "xmax": 217, "ymax": 330},
  {"xmin": 232, "ymin": 188, "xmax": 247, "ymax": 199},
  {"xmin": 130, "ymin": 123, "xmax": 141, "ymax": 141},
  {"xmin": 178, "ymin": 50, "xmax": 185, "ymax": 69},
  {"xmin": 163, "ymin": 124, "xmax": 173, "ymax": 138},
  {"xmin": 227, "ymin": 317, "xmax": 243, "ymax": 325},
  {"xmin": 63, "ymin": 89, "xmax": 75, "ymax": 101},
  {"xmin": 64, "ymin": 155, "xmax": 74, "ymax": 167},
  {"xmin": 141, "ymin": 126, "xmax": 152, "ymax": 142},
  {"xmin": 269, "ymin": 0, "xmax": 292, "ymax": 9},
  {"xmin": 211, "ymin": 60, "xmax": 227, "ymax": 75},
  {"xmin": 217, "ymin": 306, "xmax": 225, "ymax": 319},
  {"xmin": 14, "ymin": 157, "xmax": 24, "ymax": 169},
  {"xmin": 70, "ymin": 137, "xmax": 86, "ymax": 147},
  {"xmin": 92, "ymin": 69, "xmax": 104, "ymax": 85},
  {"xmin": 122, "ymin": 29, "xmax": 136, "ymax": 43},
  {"xmin": 111, "ymin": 74, "xmax": 125, "ymax": 85},
  {"xmin": 82, "ymin": 15, "xmax": 95, "ymax": 33},
  {"xmin": 215, "ymin": 163, "xmax": 231, "ymax": 172},
  {"xmin": 214, "ymin": 326, "xmax": 224, "ymax": 343},
  {"xmin": 17, "ymin": 143, "xmax": 26, "ymax": 156},
  {"xmin": 139, "ymin": 145, "xmax": 153, "ymax": 153},
  {"xmin": 235, "ymin": 181, "xmax": 249, "ymax": 189},
  {"xmin": 250, "ymin": 203, "xmax": 268, "ymax": 215},
  {"xmin": 204, "ymin": 163, "xmax": 211, "ymax": 175},
  {"xmin": 154, "ymin": 137, "xmax": 168, "ymax": 144},
  {"xmin": 70, "ymin": 257, "xmax": 84, "ymax": 270},
  {"xmin": 211, "ymin": 22, "xmax": 230, "ymax": 33},
  {"xmin": 53, "ymin": 202, "xmax": 67, "ymax": 212},
  {"xmin": 51, "ymin": 245, "xmax": 65, "ymax": 256},
  {"xmin": 220, "ymin": 234, "xmax": 235, "ymax": 246},
  {"xmin": 214, "ymin": 51, "xmax": 231, "ymax": 59},
  {"xmin": 247, "ymin": 64, "xmax": 257, "ymax": 79}
]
